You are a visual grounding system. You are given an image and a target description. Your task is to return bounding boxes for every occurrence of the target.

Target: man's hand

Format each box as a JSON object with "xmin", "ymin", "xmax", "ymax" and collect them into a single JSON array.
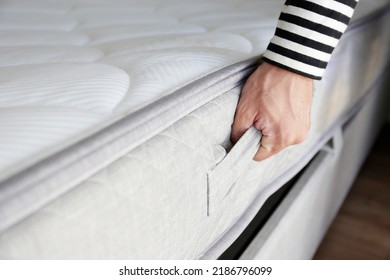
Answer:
[{"xmin": 231, "ymin": 62, "xmax": 313, "ymax": 161}]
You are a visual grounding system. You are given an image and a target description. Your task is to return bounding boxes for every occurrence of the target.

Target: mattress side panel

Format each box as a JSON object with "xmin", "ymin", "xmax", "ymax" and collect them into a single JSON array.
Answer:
[{"xmin": 0, "ymin": 1, "xmax": 389, "ymax": 259}]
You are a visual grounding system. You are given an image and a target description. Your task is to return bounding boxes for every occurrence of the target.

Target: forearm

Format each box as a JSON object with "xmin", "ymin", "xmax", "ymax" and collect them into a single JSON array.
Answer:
[{"xmin": 263, "ymin": 0, "xmax": 359, "ymax": 80}]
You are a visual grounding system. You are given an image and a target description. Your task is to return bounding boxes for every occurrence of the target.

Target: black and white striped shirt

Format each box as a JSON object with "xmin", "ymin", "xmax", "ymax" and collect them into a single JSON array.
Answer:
[{"xmin": 263, "ymin": 0, "xmax": 359, "ymax": 80}]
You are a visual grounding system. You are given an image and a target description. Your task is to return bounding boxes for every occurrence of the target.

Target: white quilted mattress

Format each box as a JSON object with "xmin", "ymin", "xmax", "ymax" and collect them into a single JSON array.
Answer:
[
  {"xmin": 0, "ymin": 0, "xmax": 282, "ymax": 179},
  {"xmin": 0, "ymin": 0, "xmax": 389, "ymax": 259}
]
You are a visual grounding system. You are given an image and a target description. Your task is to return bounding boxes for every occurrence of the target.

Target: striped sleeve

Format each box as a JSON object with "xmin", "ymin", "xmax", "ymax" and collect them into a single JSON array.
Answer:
[{"xmin": 263, "ymin": 0, "xmax": 359, "ymax": 80}]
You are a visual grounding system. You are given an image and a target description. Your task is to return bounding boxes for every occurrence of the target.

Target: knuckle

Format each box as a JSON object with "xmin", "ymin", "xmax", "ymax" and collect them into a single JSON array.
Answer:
[
  {"xmin": 235, "ymin": 109, "xmax": 255, "ymax": 126},
  {"xmin": 267, "ymin": 144, "xmax": 281, "ymax": 153},
  {"xmin": 253, "ymin": 118, "xmax": 265, "ymax": 130}
]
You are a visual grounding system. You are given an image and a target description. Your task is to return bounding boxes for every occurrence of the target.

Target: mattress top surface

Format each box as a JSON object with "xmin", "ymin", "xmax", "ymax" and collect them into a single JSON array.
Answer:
[
  {"xmin": 0, "ymin": 0, "xmax": 387, "ymax": 180},
  {"xmin": 0, "ymin": 0, "xmax": 284, "ymax": 180}
]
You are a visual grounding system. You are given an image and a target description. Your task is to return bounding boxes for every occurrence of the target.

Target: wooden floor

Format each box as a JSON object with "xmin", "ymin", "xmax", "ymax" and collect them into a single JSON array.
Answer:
[{"xmin": 313, "ymin": 124, "xmax": 390, "ymax": 260}]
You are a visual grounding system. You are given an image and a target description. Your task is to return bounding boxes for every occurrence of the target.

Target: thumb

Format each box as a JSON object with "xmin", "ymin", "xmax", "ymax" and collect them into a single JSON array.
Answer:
[{"xmin": 253, "ymin": 134, "xmax": 283, "ymax": 161}]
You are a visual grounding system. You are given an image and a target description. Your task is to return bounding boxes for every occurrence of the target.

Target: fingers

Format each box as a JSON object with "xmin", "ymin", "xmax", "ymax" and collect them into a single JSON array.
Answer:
[
  {"xmin": 253, "ymin": 135, "xmax": 283, "ymax": 161},
  {"xmin": 231, "ymin": 118, "xmax": 253, "ymax": 144},
  {"xmin": 231, "ymin": 105, "xmax": 256, "ymax": 144},
  {"xmin": 231, "ymin": 70, "xmax": 261, "ymax": 144},
  {"xmin": 253, "ymin": 128, "xmax": 308, "ymax": 161},
  {"xmin": 254, "ymin": 147, "xmax": 279, "ymax": 162}
]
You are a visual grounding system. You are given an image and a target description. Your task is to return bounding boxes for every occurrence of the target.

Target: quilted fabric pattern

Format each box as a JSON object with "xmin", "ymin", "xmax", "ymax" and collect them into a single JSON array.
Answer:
[
  {"xmin": 0, "ymin": 0, "xmax": 283, "ymax": 178},
  {"xmin": 0, "ymin": 0, "xmax": 389, "ymax": 260}
]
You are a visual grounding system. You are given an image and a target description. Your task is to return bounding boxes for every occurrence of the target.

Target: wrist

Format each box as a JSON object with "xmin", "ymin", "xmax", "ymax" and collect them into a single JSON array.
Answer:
[
  {"xmin": 261, "ymin": 62, "xmax": 312, "ymax": 82},
  {"xmin": 261, "ymin": 56, "xmax": 321, "ymax": 80}
]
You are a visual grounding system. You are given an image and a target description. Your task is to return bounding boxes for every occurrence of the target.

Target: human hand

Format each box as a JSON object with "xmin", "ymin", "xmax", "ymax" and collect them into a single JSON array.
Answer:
[{"xmin": 231, "ymin": 62, "xmax": 313, "ymax": 161}]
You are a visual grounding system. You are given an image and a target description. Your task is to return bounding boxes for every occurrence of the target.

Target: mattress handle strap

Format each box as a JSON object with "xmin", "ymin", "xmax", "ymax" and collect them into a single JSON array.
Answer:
[{"xmin": 207, "ymin": 126, "xmax": 262, "ymax": 215}]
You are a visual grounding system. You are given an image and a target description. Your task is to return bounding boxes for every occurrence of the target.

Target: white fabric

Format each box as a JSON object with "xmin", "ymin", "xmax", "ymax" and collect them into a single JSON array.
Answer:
[
  {"xmin": 0, "ymin": 0, "xmax": 389, "ymax": 259},
  {"xmin": 0, "ymin": 0, "xmax": 283, "ymax": 179},
  {"xmin": 0, "ymin": 0, "xmax": 385, "ymax": 180}
]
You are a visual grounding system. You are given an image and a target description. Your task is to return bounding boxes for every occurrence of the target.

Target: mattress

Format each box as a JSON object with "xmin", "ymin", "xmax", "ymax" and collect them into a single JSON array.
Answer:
[{"xmin": 0, "ymin": 0, "xmax": 389, "ymax": 259}]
